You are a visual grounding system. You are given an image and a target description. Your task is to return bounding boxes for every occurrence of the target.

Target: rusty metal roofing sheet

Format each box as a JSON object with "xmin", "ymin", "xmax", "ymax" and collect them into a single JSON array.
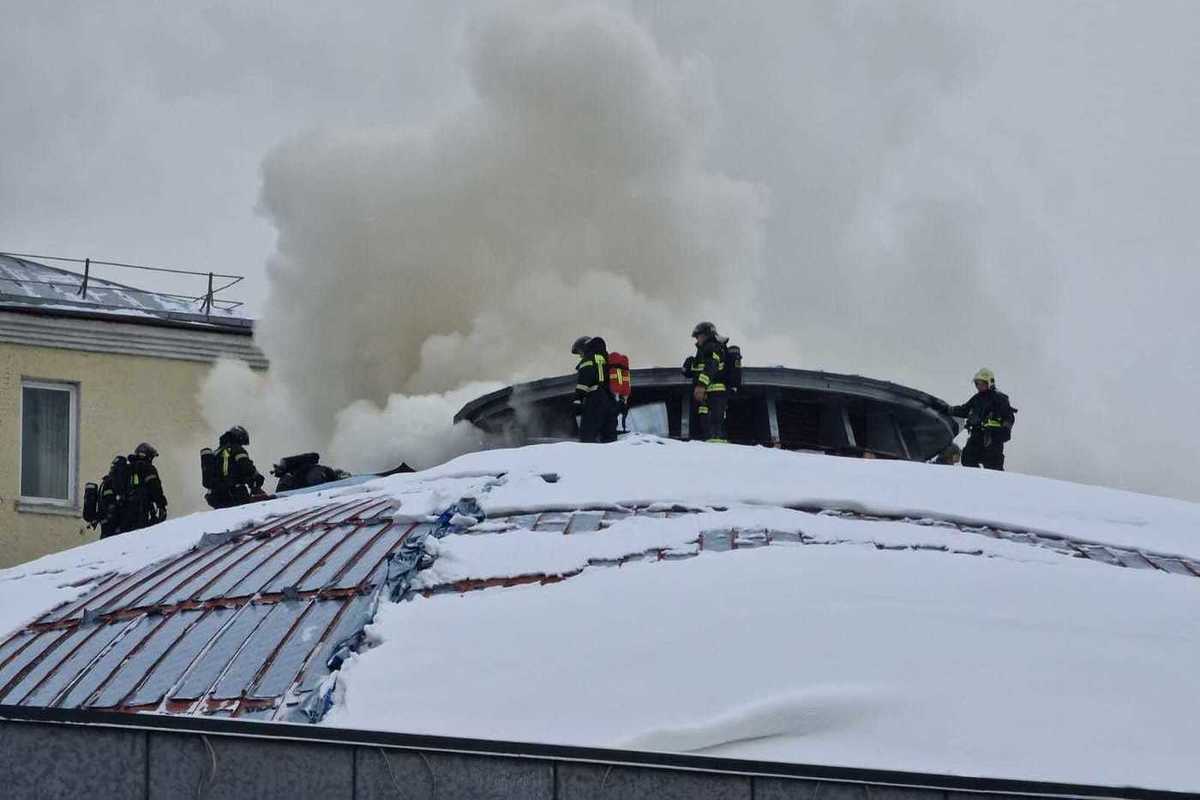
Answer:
[
  {"xmin": 7, "ymin": 492, "xmax": 1196, "ymax": 726},
  {"xmin": 211, "ymin": 602, "xmax": 308, "ymax": 700},
  {"xmin": 89, "ymin": 612, "xmax": 197, "ymax": 708},
  {"xmin": 57, "ymin": 616, "xmax": 160, "ymax": 708},
  {"xmin": 296, "ymin": 593, "xmax": 375, "ymax": 695},
  {"xmin": 125, "ymin": 608, "xmax": 234, "ymax": 707},
  {"xmin": 171, "ymin": 604, "xmax": 273, "ymax": 702},
  {"xmin": 249, "ymin": 601, "xmax": 343, "ymax": 700},
  {"xmin": 22, "ymin": 623, "xmax": 127, "ymax": 707},
  {"xmin": 0, "ymin": 632, "xmax": 55, "ymax": 694},
  {"xmin": 0, "ymin": 496, "xmax": 416, "ymax": 721}
]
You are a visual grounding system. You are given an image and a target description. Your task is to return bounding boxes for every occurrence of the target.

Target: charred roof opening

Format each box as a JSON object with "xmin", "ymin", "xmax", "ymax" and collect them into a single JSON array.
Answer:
[{"xmin": 455, "ymin": 367, "xmax": 958, "ymax": 461}]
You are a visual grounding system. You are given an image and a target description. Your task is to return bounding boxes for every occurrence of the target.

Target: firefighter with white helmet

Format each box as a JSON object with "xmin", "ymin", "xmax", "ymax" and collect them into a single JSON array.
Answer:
[{"xmin": 947, "ymin": 368, "xmax": 1016, "ymax": 470}]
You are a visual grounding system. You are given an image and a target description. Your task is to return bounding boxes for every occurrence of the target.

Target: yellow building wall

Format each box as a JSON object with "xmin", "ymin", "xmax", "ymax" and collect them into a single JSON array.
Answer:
[{"xmin": 0, "ymin": 341, "xmax": 217, "ymax": 568}]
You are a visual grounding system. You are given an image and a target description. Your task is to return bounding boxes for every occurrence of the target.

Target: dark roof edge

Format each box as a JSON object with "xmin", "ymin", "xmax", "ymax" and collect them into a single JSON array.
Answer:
[
  {"xmin": 0, "ymin": 300, "xmax": 254, "ymax": 335},
  {"xmin": 454, "ymin": 366, "xmax": 949, "ymax": 424},
  {"xmin": 0, "ymin": 705, "xmax": 1186, "ymax": 799}
]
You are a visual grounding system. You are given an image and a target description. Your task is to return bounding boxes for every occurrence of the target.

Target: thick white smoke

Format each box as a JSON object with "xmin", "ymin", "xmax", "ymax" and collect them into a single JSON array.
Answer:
[{"xmin": 200, "ymin": 2, "xmax": 767, "ymax": 479}]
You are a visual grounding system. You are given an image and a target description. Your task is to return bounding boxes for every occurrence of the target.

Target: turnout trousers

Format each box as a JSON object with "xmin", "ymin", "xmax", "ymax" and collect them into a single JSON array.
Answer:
[
  {"xmin": 579, "ymin": 391, "xmax": 617, "ymax": 443},
  {"xmin": 962, "ymin": 435, "xmax": 1005, "ymax": 470},
  {"xmin": 696, "ymin": 390, "xmax": 728, "ymax": 442}
]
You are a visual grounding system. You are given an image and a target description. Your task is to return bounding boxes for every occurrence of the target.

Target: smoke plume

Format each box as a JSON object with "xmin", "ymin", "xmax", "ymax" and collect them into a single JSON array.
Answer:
[
  {"xmin": 198, "ymin": 1, "xmax": 1200, "ymax": 504},
  {"xmin": 200, "ymin": 2, "xmax": 766, "ymax": 479}
]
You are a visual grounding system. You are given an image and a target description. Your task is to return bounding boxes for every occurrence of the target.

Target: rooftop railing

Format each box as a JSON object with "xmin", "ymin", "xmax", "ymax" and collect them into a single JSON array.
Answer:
[{"xmin": 0, "ymin": 250, "xmax": 246, "ymax": 315}]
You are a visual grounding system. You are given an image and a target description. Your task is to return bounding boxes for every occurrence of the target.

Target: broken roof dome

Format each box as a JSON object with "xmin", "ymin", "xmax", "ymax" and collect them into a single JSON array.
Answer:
[{"xmin": 2, "ymin": 437, "xmax": 1199, "ymax": 792}]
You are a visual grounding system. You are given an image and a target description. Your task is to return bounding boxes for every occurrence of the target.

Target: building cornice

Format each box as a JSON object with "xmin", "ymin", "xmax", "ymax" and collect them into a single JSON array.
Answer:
[{"xmin": 0, "ymin": 309, "xmax": 268, "ymax": 369}]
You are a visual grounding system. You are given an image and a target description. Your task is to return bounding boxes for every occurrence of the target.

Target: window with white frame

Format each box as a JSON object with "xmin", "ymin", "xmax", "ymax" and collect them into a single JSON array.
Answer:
[{"xmin": 20, "ymin": 380, "xmax": 78, "ymax": 505}]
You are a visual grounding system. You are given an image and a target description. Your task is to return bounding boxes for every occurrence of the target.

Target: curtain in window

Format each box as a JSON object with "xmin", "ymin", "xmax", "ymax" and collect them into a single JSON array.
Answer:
[{"xmin": 21, "ymin": 386, "xmax": 71, "ymax": 500}]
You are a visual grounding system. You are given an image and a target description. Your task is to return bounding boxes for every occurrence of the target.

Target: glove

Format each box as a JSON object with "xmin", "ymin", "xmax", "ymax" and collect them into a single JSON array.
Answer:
[
  {"xmin": 932, "ymin": 398, "xmax": 950, "ymax": 414},
  {"xmin": 681, "ymin": 356, "xmax": 694, "ymax": 377}
]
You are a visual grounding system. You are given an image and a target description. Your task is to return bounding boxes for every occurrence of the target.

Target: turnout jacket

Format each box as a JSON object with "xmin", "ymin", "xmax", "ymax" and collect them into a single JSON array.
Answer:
[
  {"xmin": 574, "ymin": 348, "xmax": 609, "ymax": 409},
  {"xmin": 690, "ymin": 339, "xmax": 727, "ymax": 392},
  {"xmin": 128, "ymin": 456, "xmax": 167, "ymax": 510},
  {"xmin": 950, "ymin": 389, "xmax": 1016, "ymax": 439},
  {"xmin": 216, "ymin": 443, "xmax": 265, "ymax": 491}
]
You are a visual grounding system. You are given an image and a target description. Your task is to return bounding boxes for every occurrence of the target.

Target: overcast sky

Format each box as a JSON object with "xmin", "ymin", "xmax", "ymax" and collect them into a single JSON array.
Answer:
[{"xmin": 3, "ymin": 1, "xmax": 1198, "ymax": 500}]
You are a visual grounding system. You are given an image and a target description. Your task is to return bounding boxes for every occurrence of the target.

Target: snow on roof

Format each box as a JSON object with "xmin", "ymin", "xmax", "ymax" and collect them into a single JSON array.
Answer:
[
  {"xmin": 0, "ymin": 253, "xmax": 247, "ymax": 326},
  {"xmin": 1, "ymin": 437, "xmax": 1198, "ymax": 790}
]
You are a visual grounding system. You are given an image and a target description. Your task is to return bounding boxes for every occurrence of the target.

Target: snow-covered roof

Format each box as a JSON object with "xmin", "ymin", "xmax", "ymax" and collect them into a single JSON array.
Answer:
[
  {"xmin": 1, "ymin": 438, "xmax": 1198, "ymax": 791},
  {"xmin": 0, "ymin": 253, "xmax": 250, "ymax": 329}
]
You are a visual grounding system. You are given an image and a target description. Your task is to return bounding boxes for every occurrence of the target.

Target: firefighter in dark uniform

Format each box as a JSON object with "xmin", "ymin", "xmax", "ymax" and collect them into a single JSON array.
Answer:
[
  {"xmin": 686, "ymin": 321, "xmax": 729, "ymax": 442},
  {"xmin": 948, "ymin": 368, "xmax": 1016, "ymax": 470},
  {"xmin": 205, "ymin": 425, "xmax": 266, "ymax": 508},
  {"xmin": 122, "ymin": 442, "xmax": 167, "ymax": 531},
  {"xmin": 572, "ymin": 336, "xmax": 617, "ymax": 443},
  {"xmin": 97, "ymin": 457, "xmax": 124, "ymax": 539},
  {"xmin": 271, "ymin": 453, "xmax": 348, "ymax": 492}
]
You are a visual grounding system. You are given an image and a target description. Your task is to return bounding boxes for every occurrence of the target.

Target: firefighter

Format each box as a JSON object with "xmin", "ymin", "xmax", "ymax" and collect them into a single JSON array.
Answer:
[
  {"xmin": 271, "ymin": 453, "xmax": 348, "ymax": 493},
  {"xmin": 96, "ymin": 456, "xmax": 126, "ymax": 539},
  {"xmin": 686, "ymin": 321, "xmax": 729, "ymax": 442},
  {"xmin": 948, "ymin": 368, "xmax": 1016, "ymax": 470},
  {"xmin": 204, "ymin": 425, "xmax": 266, "ymax": 508},
  {"xmin": 122, "ymin": 442, "xmax": 167, "ymax": 531},
  {"xmin": 572, "ymin": 336, "xmax": 617, "ymax": 443}
]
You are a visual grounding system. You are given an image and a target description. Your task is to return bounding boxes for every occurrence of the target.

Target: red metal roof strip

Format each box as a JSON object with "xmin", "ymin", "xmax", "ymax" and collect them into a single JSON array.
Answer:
[
  {"xmin": 0, "ymin": 629, "xmax": 76, "ymax": 702},
  {"xmin": 218, "ymin": 530, "xmax": 336, "ymax": 599},
  {"xmin": 293, "ymin": 592, "xmax": 376, "ymax": 695},
  {"xmin": 68, "ymin": 614, "xmax": 173, "ymax": 709},
  {"xmin": 293, "ymin": 497, "xmax": 384, "ymax": 530},
  {"xmin": 322, "ymin": 497, "xmax": 396, "ymax": 526},
  {"xmin": 0, "ymin": 629, "xmax": 38, "ymax": 672},
  {"xmin": 36, "ymin": 557, "xmax": 183, "ymax": 625},
  {"xmin": 239, "ymin": 599, "xmax": 343, "ymax": 708},
  {"xmin": 164, "ymin": 530, "xmax": 298, "ymax": 605},
  {"xmin": 169, "ymin": 604, "xmax": 274, "ymax": 702},
  {"xmin": 227, "ymin": 526, "xmax": 351, "ymax": 599},
  {"xmin": 90, "ymin": 545, "xmax": 228, "ymax": 617},
  {"xmin": 209, "ymin": 602, "xmax": 309, "ymax": 700},
  {"xmin": 293, "ymin": 524, "xmax": 390, "ymax": 593},
  {"xmin": 347, "ymin": 523, "xmax": 425, "ymax": 590},
  {"xmin": 306, "ymin": 521, "xmax": 401, "ymax": 592},
  {"xmin": 30, "ymin": 570, "xmax": 129, "ymax": 625},
  {"xmin": 122, "ymin": 608, "xmax": 236, "ymax": 708},
  {"xmin": 16, "ymin": 621, "xmax": 129, "ymax": 707},
  {"xmin": 51, "ymin": 618, "xmax": 156, "ymax": 710},
  {"xmin": 197, "ymin": 534, "xmax": 309, "ymax": 601},
  {"xmin": 1, "ymin": 626, "xmax": 99, "ymax": 704},
  {"xmin": 87, "ymin": 611, "xmax": 203, "ymax": 709},
  {"xmin": 262, "ymin": 525, "xmax": 366, "ymax": 594},
  {"xmin": 138, "ymin": 536, "xmax": 270, "ymax": 608}
]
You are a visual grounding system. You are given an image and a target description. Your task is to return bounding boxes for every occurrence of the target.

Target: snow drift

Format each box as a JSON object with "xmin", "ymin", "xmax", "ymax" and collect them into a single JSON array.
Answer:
[{"xmin": 3, "ymin": 439, "xmax": 1198, "ymax": 791}]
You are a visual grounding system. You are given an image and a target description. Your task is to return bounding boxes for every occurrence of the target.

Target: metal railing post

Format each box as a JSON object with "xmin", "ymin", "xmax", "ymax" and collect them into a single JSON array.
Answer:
[
  {"xmin": 77, "ymin": 258, "xmax": 90, "ymax": 298},
  {"xmin": 202, "ymin": 271, "xmax": 214, "ymax": 316}
]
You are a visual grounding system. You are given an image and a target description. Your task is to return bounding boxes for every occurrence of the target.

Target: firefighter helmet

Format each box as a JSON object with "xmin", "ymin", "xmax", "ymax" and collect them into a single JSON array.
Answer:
[
  {"xmin": 973, "ymin": 367, "xmax": 995, "ymax": 387},
  {"xmin": 225, "ymin": 425, "xmax": 250, "ymax": 446},
  {"xmin": 571, "ymin": 336, "xmax": 592, "ymax": 356},
  {"xmin": 691, "ymin": 321, "xmax": 717, "ymax": 339},
  {"xmin": 134, "ymin": 442, "xmax": 158, "ymax": 460}
]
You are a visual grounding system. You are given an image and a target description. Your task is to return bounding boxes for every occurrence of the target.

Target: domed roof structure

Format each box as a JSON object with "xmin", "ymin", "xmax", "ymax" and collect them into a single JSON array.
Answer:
[{"xmin": 2, "ymin": 438, "xmax": 1199, "ymax": 793}]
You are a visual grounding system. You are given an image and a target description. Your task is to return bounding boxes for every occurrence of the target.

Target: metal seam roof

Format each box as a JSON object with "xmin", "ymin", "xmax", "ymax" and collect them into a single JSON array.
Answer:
[
  {"xmin": 0, "ymin": 496, "xmax": 411, "ymax": 720},
  {"xmin": 3, "ymin": 495, "xmax": 1197, "ymax": 725}
]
